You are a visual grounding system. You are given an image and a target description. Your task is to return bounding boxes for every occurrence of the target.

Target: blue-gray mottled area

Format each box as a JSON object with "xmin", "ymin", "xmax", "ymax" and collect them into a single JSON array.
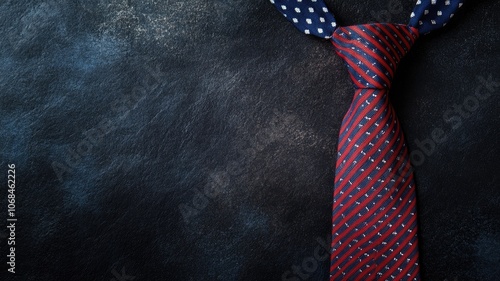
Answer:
[{"xmin": 0, "ymin": 0, "xmax": 498, "ymax": 280}]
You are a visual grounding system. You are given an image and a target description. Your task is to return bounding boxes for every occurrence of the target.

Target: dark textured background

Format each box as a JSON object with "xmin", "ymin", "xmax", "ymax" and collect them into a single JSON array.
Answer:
[{"xmin": 0, "ymin": 0, "xmax": 499, "ymax": 280}]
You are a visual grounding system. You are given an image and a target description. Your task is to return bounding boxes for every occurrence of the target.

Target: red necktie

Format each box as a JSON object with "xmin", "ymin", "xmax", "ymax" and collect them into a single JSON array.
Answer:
[
  {"xmin": 329, "ymin": 23, "xmax": 420, "ymax": 280},
  {"xmin": 269, "ymin": 1, "xmax": 465, "ymax": 280}
]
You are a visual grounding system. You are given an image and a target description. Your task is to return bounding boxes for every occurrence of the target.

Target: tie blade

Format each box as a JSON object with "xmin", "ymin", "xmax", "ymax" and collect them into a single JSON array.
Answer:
[
  {"xmin": 330, "ymin": 88, "xmax": 421, "ymax": 280},
  {"xmin": 269, "ymin": 0, "xmax": 337, "ymax": 39}
]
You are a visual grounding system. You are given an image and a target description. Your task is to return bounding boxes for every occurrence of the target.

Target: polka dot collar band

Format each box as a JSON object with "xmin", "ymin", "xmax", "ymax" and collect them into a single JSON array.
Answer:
[{"xmin": 270, "ymin": 0, "xmax": 464, "ymax": 38}]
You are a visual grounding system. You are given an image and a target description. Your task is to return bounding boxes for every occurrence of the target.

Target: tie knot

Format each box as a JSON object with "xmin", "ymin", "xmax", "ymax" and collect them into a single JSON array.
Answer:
[{"xmin": 331, "ymin": 23, "xmax": 419, "ymax": 89}]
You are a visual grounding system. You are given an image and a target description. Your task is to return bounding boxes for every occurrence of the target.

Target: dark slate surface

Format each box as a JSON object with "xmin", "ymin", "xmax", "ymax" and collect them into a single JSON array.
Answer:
[{"xmin": 0, "ymin": 0, "xmax": 498, "ymax": 280}]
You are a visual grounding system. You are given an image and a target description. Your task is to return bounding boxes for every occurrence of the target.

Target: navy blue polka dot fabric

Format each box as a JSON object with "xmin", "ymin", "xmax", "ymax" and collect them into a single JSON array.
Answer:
[
  {"xmin": 409, "ymin": 0, "xmax": 464, "ymax": 34},
  {"xmin": 269, "ymin": 0, "xmax": 465, "ymax": 37},
  {"xmin": 270, "ymin": 0, "xmax": 337, "ymax": 39}
]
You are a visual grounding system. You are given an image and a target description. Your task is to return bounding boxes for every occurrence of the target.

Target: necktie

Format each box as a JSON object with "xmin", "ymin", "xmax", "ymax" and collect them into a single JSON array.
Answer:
[{"xmin": 270, "ymin": 1, "xmax": 464, "ymax": 280}]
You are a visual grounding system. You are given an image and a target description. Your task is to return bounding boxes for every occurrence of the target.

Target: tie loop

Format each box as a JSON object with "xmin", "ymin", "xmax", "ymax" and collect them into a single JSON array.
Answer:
[{"xmin": 331, "ymin": 23, "xmax": 419, "ymax": 89}]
